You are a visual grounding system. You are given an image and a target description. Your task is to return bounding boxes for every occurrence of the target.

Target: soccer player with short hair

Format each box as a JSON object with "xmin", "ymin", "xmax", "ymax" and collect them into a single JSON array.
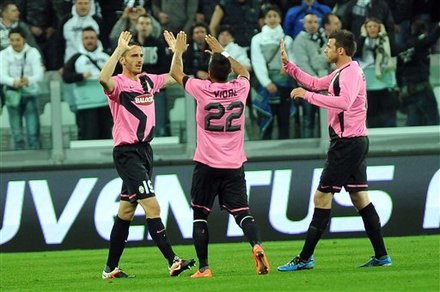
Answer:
[
  {"xmin": 98, "ymin": 31, "xmax": 195, "ymax": 279},
  {"xmin": 164, "ymin": 30, "xmax": 270, "ymax": 278},
  {"xmin": 277, "ymin": 29, "xmax": 392, "ymax": 271}
]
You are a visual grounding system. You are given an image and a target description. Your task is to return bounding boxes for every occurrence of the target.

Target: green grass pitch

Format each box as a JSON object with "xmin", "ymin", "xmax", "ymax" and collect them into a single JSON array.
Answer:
[{"xmin": 1, "ymin": 235, "xmax": 438, "ymax": 291}]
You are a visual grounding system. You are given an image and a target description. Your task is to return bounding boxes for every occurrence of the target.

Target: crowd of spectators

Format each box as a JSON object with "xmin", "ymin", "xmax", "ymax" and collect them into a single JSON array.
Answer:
[{"xmin": 0, "ymin": 0, "xmax": 439, "ymax": 149}]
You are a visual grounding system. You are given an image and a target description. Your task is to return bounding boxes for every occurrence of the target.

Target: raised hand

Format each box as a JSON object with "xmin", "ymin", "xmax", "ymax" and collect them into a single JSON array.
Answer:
[
  {"xmin": 204, "ymin": 34, "xmax": 223, "ymax": 54},
  {"xmin": 163, "ymin": 30, "xmax": 176, "ymax": 53},
  {"xmin": 174, "ymin": 31, "xmax": 188, "ymax": 53},
  {"xmin": 280, "ymin": 38, "xmax": 289, "ymax": 65},
  {"xmin": 117, "ymin": 31, "xmax": 133, "ymax": 54}
]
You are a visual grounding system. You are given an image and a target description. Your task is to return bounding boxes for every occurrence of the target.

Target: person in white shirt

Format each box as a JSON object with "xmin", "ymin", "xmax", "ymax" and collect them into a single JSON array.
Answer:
[{"xmin": 0, "ymin": 27, "xmax": 44, "ymax": 150}]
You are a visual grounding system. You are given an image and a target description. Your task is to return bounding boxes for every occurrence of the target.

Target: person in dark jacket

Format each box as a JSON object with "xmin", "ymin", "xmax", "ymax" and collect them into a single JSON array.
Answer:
[{"xmin": 397, "ymin": 20, "xmax": 440, "ymax": 126}]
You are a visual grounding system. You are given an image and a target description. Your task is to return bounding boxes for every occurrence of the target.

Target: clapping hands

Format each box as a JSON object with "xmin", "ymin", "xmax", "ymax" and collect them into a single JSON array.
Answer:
[
  {"xmin": 163, "ymin": 30, "xmax": 188, "ymax": 54},
  {"xmin": 204, "ymin": 34, "xmax": 223, "ymax": 55}
]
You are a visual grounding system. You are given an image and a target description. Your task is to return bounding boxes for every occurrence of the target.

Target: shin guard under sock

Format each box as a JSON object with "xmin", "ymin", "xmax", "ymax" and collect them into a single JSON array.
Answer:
[
  {"xmin": 359, "ymin": 203, "xmax": 387, "ymax": 258},
  {"xmin": 106, "ymin": 216, "xmax": 131, "ymax": 270},
  {"xmin": 193, "ymin": 220, "xmax": 209, "ymax": 268},
  {"xmin": 240, "ymin": 216, "xmax": 262, "ymax": 247},
  {"xmin": 300, "ymin": 208, "xmax": 331, "ymax": 260},
  {"xmin": 147, "ymin": 218, "xmax": 175, "ymax": 265}
]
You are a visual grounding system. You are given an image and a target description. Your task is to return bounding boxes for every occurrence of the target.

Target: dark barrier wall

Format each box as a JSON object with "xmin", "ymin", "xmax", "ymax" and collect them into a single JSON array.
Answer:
[{"xmin": 1, "ymin": 155, "xmax": 438, "ymax": 252}]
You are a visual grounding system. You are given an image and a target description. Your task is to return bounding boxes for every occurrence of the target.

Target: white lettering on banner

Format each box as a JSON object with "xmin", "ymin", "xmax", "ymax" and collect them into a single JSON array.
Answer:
[
  {"xmin": 269, "ymin": 170, "xmax": 315, "ymax": 234},
  {"xmin": 94, "ymin": 178, "xmax": 146, "ymax": 241},
  {"xmin": 329, "ymin": 166, "xmax": 394, "ymax": 232},
  {"xmin": 29, "ymin": 179, "xmax": 96, "ymax": 244},
  {"xmin": 226, "ymin": 170, "xmax": 273, "ymax": 236},
  {"xmin": 0, "ymin": 181, "xmax": 26, "ymax": 244},
  {"xmin": 154, "ymin": 174, "xmax": 193, "ymax": 239},
  {"xmin": 423, "ymin": 169, "xmax": 440, "ymax": 228}
]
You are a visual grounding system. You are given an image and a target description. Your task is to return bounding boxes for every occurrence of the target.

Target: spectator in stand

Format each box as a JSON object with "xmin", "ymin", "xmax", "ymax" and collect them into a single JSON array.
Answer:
[
  {"xmin": 134, "ymin": 13, "xmax": 171, "ymax": 136},
  {"xmin": 56, "ymin": 0, "xmax": 101, "ymax": 69},
  {"xmin": 52, "ymin": 0, "xmax": 75, "ymax": 26},
  {"xmin": 397, "ymin": 20, "xmax": 440, "ymax": 126},
  {"xmin": 0, "ymin": 27, "xmax": 44, "ymax": 150},
  {"xmin": 62, "ymin": 26, "xmax": 112, "ymax": 140},
  {"xmin": 217, "ymin": 25, "xmax": 252, "ymax": 74},
  {"xmin": 323, "ymin": 13, "xmax": 342, "ymax": 37},
  {"xmin": 96, "ymin": 0, "xmax": 124, "ymax": 51},
  {"xmin": 152, "ymin": 0, "xmax": 199, "ymax": 35},
  {"xmin": 184, "ymin": 22, "xmax": 210, "ymax": 80},
  {"xmin": 341, "ymin": 0, "xmax": 396, "ymax": 54},
  {"xmin": 283, "ymin": 0, "xmax": 331, "ymax": 39},
  {"xmin": 109, "ymin": 3, "xmax": 162, "ymax": 50},
  {"xmin": 209, "ymin": 0, "xmax": 262, "ymax": 49},
  {"xmin": 356, "ymin": 17, "xmax": 397, "ymax": 128},
  {"xmin": 0, "ymin": 1, "xmax": 39, "ymax": 51},
  {"xmin": 16, "ymin": 0, "xmax": 59, "ymax": 70},
  {"xmin": 196, "ymin": 0, "xmax": 217, "ymax": 25},
  {"xmin": 134, "ymin": 14, "xmax": 169, "ymax": 73},
  {"xmin": 251, "ymin": 5, "xmax": 294, "ymax": 140},
  {"xmin": 384, "ymin": 0, "xmax": 413, "ymax": 52},
  {"xmin": 412, "ymin": 0, "xmax": 440, "ymax": 28},
  {"xmin": 261, "ymin": 0, "xmax": 300, "ymax": 20},
  {"xmin": 292, "ymin": 13, "xmax": 329, "ymax": 138}
]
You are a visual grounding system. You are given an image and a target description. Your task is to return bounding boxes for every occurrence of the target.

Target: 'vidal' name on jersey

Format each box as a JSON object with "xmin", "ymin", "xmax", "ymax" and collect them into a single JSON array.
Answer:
[{"xmin": 214, "ymin": 89, "xmax": 237, "ymax": 98}]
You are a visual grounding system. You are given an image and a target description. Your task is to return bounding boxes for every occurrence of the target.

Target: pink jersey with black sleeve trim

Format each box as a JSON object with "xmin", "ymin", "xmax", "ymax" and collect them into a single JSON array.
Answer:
[
  {"xmin": 105, "ymin": 73, "xmax": 166, "ymax": 146},
  {"xmin": 284, "ymin": 60, "xmax": 368, "ymax": 139},
  {"xmin": 184, "ymin": 76, "xmax": 249, "ymax": 169}
]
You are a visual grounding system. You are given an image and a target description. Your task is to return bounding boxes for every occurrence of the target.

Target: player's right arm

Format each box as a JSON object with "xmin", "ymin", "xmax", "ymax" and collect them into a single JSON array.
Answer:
[
  {"xmin": 280, "ymin": 38, "xmax": 331, "ymax": 91},
  {"xmin": 99, "ymin": 31, "xmax": 132, "ymax": 93}
]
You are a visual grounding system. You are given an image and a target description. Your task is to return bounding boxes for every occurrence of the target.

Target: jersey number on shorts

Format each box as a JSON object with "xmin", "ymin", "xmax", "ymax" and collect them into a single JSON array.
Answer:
[
  {"xmin": 142, "ymin": 180, "xmax": 155, "ymax": 194},
  {"xmin": 204, "ymin": 101, "xmax": 244, "ymax": 132}
]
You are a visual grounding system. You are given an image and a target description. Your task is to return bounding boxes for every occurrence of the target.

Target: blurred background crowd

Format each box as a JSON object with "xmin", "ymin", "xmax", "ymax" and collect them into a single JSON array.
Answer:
[{"xmin": 0, "ymin": 0, "xmax": 439, "ymax": 150}]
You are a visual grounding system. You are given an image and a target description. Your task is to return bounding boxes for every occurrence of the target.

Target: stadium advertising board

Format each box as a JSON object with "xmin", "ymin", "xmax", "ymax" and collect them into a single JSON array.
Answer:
[{"xmin": 1, "ymin": 155, "xmax": 438, "ymax": 252}]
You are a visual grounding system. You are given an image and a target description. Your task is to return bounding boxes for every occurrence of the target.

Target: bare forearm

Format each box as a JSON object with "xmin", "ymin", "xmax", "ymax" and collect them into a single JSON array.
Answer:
[
  {"xmin": 170, "ymin": 51, "xmax": 185, "ymax": 85},
  {"xmin": 229, "ymin": 56, "xmax": 249, "ymax": 79},
  {"xmin": 99, "ymin": 48, "xmax": 123, "ymax": 90}
]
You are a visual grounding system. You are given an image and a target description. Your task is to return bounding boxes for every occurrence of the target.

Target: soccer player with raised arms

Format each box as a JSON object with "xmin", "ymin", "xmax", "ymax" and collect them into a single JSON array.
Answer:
[
  {"xmin": 164, "ymin": 30, "xmax": 270, "ymax": 278},
  {"xmin": 98, "ymin": 31, "xmax": 195, "ymax": 279}
]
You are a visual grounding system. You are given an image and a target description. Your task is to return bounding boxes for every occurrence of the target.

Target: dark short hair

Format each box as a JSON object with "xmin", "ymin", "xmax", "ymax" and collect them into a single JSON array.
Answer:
[
  {"xmin": 209, "ymin": 53, "xmax": 231, "ymax": 82},
  {"xmin": 263, "ymin": 4, "xmax": 281, "ymax": 18},
  {"xmin": 217, "ymin": 25, "xmax": 234, "ymax": 38},
  {"xmin": 364, "ymin": 17, "xmax": 382, "ymax": 26},
  {"xmin": 121, "ymin": 41, "xmax": 142, "ymax": 56},
  {"xmin": 190, "ymin": 22, "xmax": 210, "ymax": 35},
  {"xmin": 82, "ymin": 26, "xmax": 97, "ymax": 34},
  {"xmin": 9, "ymin": 27, "xmax": 26, "ymax": 39},
  {"xmin": 328, "ymin": 29, "xmax": 357, "ymax": 57}
]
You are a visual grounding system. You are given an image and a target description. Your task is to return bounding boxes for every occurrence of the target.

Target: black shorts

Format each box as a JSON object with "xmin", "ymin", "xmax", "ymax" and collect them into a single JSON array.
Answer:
[
  {"xmin": 190, "ymin": 162, "xmax": 249, "ymax": 215},
  {"xmin": 318, "ymin": 136, "xmax": 369, "ymax": 193},
  {"xmin": 113, "ymin": 142, "xmax": 155, "ymax": 203}
]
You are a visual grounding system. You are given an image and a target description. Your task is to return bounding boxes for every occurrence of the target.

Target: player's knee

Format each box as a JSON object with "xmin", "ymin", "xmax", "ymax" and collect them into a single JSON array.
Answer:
[
  {"xmin": 193, "ymin": 208, "xmax": 209, "ymax": 221},
  {"xmin": 234, "ymin": 212, "xmax": 254, "ymax": 227},
  {"xmin": 141, "ymin": 197, "xmax": 161, "ymax": 217}
]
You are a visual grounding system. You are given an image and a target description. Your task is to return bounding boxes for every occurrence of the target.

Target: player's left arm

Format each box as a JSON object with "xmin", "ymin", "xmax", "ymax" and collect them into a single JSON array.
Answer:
[{"xmin": 205, "ymin": 34, "xmax": 250, "ymax": 80}]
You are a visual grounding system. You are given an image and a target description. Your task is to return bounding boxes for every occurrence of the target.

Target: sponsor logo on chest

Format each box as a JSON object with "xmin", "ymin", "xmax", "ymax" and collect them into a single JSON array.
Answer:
[{"xmin": 134, "ymin": 93, "xmax": 154, "ymax": 105}]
